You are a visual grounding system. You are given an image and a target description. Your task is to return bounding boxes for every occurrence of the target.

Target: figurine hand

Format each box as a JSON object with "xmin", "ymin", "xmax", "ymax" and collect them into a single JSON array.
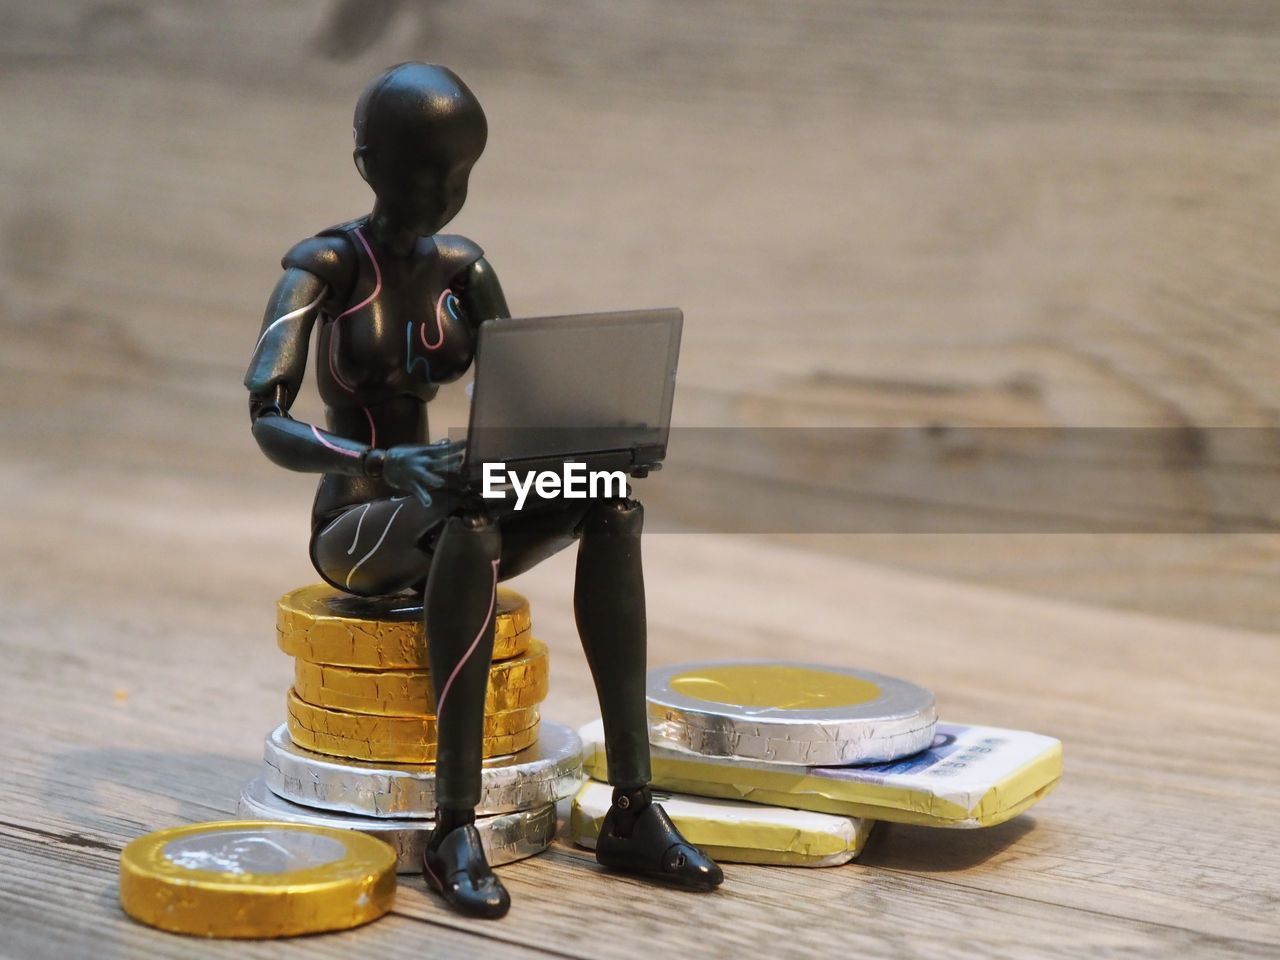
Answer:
[{"xmin": 383, "ymin": 441, "xmax": 466, "ymax": 507}]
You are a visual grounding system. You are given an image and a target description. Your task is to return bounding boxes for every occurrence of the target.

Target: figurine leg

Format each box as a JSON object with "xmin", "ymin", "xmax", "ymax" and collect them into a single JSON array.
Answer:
[
  {"xmin": 421, "ymin": 513, "xmax": 510, "ymax": 919},
  {"xmin": 310, "ymin": 495, "xmax": 445, "ymax": 597},
  {"xmin": 574, "ymin": 498, "xmax": 723, "ymax": 891}
]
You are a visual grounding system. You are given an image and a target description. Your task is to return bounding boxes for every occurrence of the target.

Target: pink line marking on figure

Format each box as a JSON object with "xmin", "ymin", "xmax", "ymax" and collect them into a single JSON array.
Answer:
[
  {"xmin": 337, "ymin": 228, "xmax": 383, "ymax": 320},
  {"xmin": 345, "ymin": 500, "xmax": 405, "ymax": 589},
  {"xmin": 311, "ymin": 425, "xmax": 360, "ymax": 458},
  {"xmin": 253, "ymin": 288, "xmax": 325, "ymax": 354},
  {"xmin": 328, "ymin": 227, "xmax": 383, "ymax": 393},
  {"xmin": 347, "ymin": 502, "xmax": 372, "ymax": 556},
  {"xmin": 363, "ymin": 406, "xmax": 377, "ymax": 447},
  {"xmin": 421, "ymin": 289, "xmax": 451, "ymax": 350},
  {"xmin": 434, "ymin": 558, "xmax": 500, "ymax": 721},
  {"xmin": 423, "ymin": 855, "xmax": 443, "ymax": 891}
]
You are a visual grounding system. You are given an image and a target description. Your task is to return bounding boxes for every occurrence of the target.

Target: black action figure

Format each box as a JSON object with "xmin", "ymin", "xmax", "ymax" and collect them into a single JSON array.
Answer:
[{"xmin": 244, "ymin": 62, "xmax": 721, "ymax": 918}]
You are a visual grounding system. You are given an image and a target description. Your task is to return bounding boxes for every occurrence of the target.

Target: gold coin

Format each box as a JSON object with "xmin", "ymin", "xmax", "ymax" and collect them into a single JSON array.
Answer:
[
  {"xmin": 276, "ymin": 584, "xmax": 532, "ymax": 667},
  {"xmin": 286, "ymin": 691, "xmax": 540, "ymax": 763},
  {"xmin": 294, "ymin": 640, "xmax": 549, "ymax": 717},
  {"xmin": 118, "ymin": 820, "xmax": 396, "ymax": 938},
  {"xmin": 671, "ymin": 664, "xmax": 882, "ymax": 710},
  {"xmin": 288, "ymin": 717, "xmax": 541, "ymax": 764}
]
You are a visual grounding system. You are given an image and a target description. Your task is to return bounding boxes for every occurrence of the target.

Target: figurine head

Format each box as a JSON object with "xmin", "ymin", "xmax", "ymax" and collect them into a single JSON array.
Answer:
[{"xmin": 353, "ymin": 63, "xmax": 487, "ymax": 235}]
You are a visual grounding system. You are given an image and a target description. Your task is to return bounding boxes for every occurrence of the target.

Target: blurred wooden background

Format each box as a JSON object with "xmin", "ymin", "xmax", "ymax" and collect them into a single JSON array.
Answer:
[
  {"xmin": 2, "ymin": 3, "xmax": 1279, "ymax": 958},
  {"xmin": 6, "ymin": 1, "xmax": 1280, "ymax": 629}
]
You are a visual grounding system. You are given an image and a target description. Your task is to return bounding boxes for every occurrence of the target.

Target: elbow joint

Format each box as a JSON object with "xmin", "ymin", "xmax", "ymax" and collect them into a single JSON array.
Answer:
[{"xmin": 248, "ymin": 384, "xmax": 290, "ymax": 424}]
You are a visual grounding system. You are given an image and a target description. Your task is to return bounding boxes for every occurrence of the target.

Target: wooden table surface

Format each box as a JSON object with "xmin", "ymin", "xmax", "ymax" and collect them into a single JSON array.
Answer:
[{"xmin": 3, "ymin": 3, "xmax": 1279, "ymax": 958}]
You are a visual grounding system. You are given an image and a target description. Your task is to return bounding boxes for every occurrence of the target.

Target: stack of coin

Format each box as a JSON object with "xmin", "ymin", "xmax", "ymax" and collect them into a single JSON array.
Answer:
[
  {"xmin": 239, "ymin": 584, "xmax": 584, "ymax": 872},
  {"xmin": 571, "ymin": 660, "xmax": 1062, "ymax": 865}
]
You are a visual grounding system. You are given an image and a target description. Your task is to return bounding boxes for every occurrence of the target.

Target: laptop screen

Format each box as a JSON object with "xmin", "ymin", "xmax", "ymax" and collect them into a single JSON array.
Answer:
[{"xmin": 465, "ymin": 308, "xmax": 682, "ymax": 472}]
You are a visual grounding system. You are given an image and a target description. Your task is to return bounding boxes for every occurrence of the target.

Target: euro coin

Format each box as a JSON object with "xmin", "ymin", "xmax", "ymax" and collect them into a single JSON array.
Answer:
[
  {"xmin": 263, "ymin": 720, "xmax": 582, "ymax": 818},
  {"xmin": 293, "ymin": 640, "xmax": 548, "ymax": 716},
  {"xmin": 648, "ymin": 661, "xmax": 937, "ymax": 766},
  {"xmin": 277, "ymin": 584, "xmax": 532, "ymax": 667},
  {"xmin": 286, "ymin": 691, "xmax": 539, "ymax": 763},
  {"xmin": 238, "ymin": 778, "xmax": 555, "ymax": 873},
  {"xmin": 118, "ymin": 820, "xmax": 395, "ymax": 938}
]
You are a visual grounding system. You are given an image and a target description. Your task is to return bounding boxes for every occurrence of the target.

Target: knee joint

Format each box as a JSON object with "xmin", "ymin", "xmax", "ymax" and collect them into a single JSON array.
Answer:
[
  {"xmin": 580, "ymin": 496, "xmax": 644, "ymax": 537},
  {"xmin": 440, "ymin": 511, "xmax": 501, "ymax": 558}
]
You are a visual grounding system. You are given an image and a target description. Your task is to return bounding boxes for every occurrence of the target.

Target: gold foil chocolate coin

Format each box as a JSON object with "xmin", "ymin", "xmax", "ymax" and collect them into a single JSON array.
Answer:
[
  {"xmin": 118, "ymin": 821, "xmax": 395, "ymax": 938},
  {"xmin": 277, "ymin": 584, "xmax": 532, "ymax": 667},
  {"xmin": 286, "ymin": 691, "xmax": 540, "ymax": 763},
  {"xmin": 293, "ymin": 640, "xmax": 549, "ymax": 716}
]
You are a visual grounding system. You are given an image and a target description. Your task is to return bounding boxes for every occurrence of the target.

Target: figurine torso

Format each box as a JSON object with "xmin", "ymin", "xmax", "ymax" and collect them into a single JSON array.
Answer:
[
  {"xmin": 317, "ymin": 223, "xmax": 475, "ymax": 407},
  {"xmin": 304, "ymin": 220, "xmax": 483, "ymax": 522}
]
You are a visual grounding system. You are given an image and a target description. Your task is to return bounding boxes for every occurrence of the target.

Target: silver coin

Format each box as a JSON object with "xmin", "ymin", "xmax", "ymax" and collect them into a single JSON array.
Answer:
[
  {"xmin": 261, "ymin": 720, "xmax": 582, "ymax": 818},
  {"xmin": 237, "ymin": 777, "xmax": 557, "ymax": 873},
  {"xmin": 647, "ymin": 660, "xmax": 937, "ymax": 765},
  {"xmin": 161, "ymin": 828, "xmax": 348, "ymax": 875}
]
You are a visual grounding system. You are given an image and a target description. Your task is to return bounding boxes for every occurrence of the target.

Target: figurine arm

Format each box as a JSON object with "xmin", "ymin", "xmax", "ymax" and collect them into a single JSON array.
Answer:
[
  {"xmin": 244, "ymin": 267, "xmax": 374, "ymax": 477},
  {"xmin": 245, "ymin": 266, "xmax": 464, "ymax": 499}
]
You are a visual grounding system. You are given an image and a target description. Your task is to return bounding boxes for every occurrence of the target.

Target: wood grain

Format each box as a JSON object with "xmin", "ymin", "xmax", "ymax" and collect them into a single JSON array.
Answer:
[
  {"xmin": 6, "ymin": 1, "xmax": 1280, "ymax": 627},
  {"xmin": 2, "ymin": 467, "xmax": 1278, "ymax": 957},
  {"xmin": 3, "ymin": 2, "xmax": 1279, "ymax": 956}
]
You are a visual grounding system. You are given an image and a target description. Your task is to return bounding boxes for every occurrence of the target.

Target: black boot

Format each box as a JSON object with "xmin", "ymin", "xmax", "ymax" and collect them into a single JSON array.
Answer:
[
  {"xmin": 595, "ymin": 786, "xmax": 723, "ymax": 890},
  {"xmin": 423, "ymin": 809, "xmax": 510, "ymax": 919}
]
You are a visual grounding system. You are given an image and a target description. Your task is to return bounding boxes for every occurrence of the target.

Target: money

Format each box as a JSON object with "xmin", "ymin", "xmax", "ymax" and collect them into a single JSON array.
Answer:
[
  {"xmin": 277, "ymin": 583, "xmax": 532, "ymax": 667},
  {"xmin": 286, "ymin": 691, "xmax": 540, "ymax": 763},
  {"xmin": 293, "ymin": 640, "xmax": 549, "ymax": 716},
  {"xmin": 246, "ymin": 581, "xmax": 568, "ymax": 871},
  {"xmin": 238, "ymin": 778, "xmax": 556, "ymax": 873},
  {"xmin": 584, "ymin": 717, "xmax": 1062, "ymax": 828},
  {"xmin": 648, "ymin": 661, "xmax": 937, "ymax": 765},
  {"xmin": 119, "ymin": 820, "xmax": 396, "ymax": 937},
  {"xmin": 262, "ymin": 720, "xmax": 583, "ymax": 818},
  {"xmin": 571, "ymin": 779, "xmax": 872, "ymax": 867}
]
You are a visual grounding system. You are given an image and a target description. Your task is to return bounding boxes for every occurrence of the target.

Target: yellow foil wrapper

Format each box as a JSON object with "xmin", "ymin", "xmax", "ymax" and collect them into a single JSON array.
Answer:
[
  {"xmin": 277, "ymin": 584, "xmax": 532, "ymax": 667},
  {"xmin": 118, "ymin": 820, "xmax": 396, "ymax": 938},
  {"xmin": 293, "ymin": 640, "xmax": 549, "ymax": 716},
  {"xmin": 582, "ymin": 719, "xmax": 1061, "ymax": 829},
  {"xmin": 288, "ymin": 721, "xmax": 541, "ymax": 764},
  {"xmin": 287, "ymin": 691, "xmax": 540, "ymax": 762},
  {"xmin": 571, "ymin": 780, "xmax": 872, "ymax": 867}
]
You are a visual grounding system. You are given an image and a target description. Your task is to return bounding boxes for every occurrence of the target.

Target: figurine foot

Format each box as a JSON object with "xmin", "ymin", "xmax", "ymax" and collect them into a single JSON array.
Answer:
[
  {"xmin": 595, "ymin": 787, "xmax": 723, "ymax": 890},
  {"xmin": 423, "ymin": 823, "xmax": 511, "ymax": 919}
]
